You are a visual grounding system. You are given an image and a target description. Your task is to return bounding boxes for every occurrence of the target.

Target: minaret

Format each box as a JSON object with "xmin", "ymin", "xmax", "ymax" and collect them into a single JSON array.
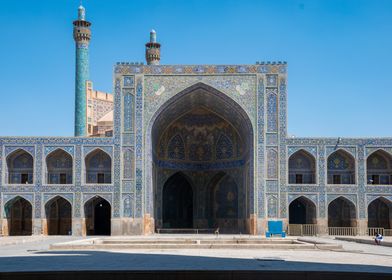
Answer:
[
  {"xmin": 145, "ymin": 30, "xmax": 161, "ymax": 65},
  {"xmin": 73, "ymin": 5, "xmax": 91, "ymax": 136}
]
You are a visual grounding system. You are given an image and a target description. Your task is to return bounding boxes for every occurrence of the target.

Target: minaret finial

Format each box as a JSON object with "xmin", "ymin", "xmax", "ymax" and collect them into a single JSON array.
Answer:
[
  {"xmin": 145, "ymin": 29, "xmax": 161, "ymax": 65},
  {"xmin": 78, "ymin": 2, "xmax": 86, "ymax": 21},
  {"xmin": 150, "ymin": 29, "xmax": 156, "ymax": 43}
]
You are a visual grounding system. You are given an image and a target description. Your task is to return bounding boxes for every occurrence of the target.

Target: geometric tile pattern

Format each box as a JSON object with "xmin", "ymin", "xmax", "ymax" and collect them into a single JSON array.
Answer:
[{"xmin": 1, "ymin": 63, "xmax": 392, "ymax": 235}]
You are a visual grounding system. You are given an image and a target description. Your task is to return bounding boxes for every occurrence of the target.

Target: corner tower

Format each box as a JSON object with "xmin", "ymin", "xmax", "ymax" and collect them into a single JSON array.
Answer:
[
  {"xmin": 145, "ymin": 30, "xmax": 161, "ymax": 65},
  {"xmin": 73, "ymin": 5, "xmax": 91, "ymax": 136}
]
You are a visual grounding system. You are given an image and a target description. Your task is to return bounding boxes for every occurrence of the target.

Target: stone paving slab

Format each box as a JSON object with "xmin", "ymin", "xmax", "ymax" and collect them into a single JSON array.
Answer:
[
  {"xmin": 0, "ymin": 236, "xmax": 56, "ymax": 246},
  {"xmin": 0, "ymin": 236, "xmax": 390, "ymax": 273}
]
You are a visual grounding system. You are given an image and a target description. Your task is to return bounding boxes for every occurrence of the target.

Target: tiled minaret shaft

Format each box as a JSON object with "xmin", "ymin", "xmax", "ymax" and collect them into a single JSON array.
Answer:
[{"xmin": 73, "ymin": 5, "xmax": 91, "ymax": 136}]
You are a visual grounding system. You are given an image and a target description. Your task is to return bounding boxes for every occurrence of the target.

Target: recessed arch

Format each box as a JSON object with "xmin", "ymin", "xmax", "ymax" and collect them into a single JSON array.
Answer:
[
  {"xmin": 288, "ymin": 149, "xmax": 316, "ymax": 184},
  {"xmin": 328, "ymin": 196, "xmax": 357, "ymax": 227},
  {"xmin": 167, "ymin": 134, "xmax": 185, "ymax": 160},
  {"xmin": 123, "ymin": 148, "xmax": 134, "ymax": 180},
  {"xmin": 45, "ymin": 196, "xmax": 72, "ymax": 235},
  {"xmin": 147, "ymin": 82, "xmax": 253, "ymax": 234},
  {"xmin": 46, "ymin": 148, "xmax": 73, "ymax": 184},
  {"xmin": 368, "ymin": 197, "xmax": 392, "ymax": 229},
  {"xmin": 206, "ymin": 172, "xmax": 240, "ymax": 233},
  {"xmin": 267, "ymin": 148, "xmax": 278, "ymax": 179},
  {"xmin": 205, "ymin": 171, "xmax": 227, "ymax": 222},
  {"xmin": 216, "ymin": 133, "xmax": 234, "ymax": 160},
  {"xmin": 289, "ymin": 196, "xmax": 317, "ymax": 224},
  {"xmin": 4, "ymin": 196, "xmax": 32, "ymax": 236},
  {"xmin": 84, "ymin": 196, "xmax": 111, "ymax": 235},
  {"xmin": 366, "ymin": 149, "xmax": 392, "ymax": 185},
  {"xmin": 327, "ymin": 149, "xmax": 355, "ymax": 184},
  {"xmin": 123, "ymin": 195, "xmax": 133, "ymax": 218},
  {"xmin": 6, "ymin": 149, "xmax": 34, "ymax": 184},
  {"xmin": 85, "ymin": 148, "xmax": 112, "ymax": 184}
]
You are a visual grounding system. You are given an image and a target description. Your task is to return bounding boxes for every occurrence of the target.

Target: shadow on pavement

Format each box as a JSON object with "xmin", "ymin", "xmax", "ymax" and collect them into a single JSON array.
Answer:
[{"xmin": 0, "ymin": 250, "xmax": 390, "ymax": 279}]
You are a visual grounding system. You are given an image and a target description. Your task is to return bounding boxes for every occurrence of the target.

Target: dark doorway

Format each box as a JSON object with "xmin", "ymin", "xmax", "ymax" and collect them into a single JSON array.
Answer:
[
  {"xmin": 289, "ymin": 197, "xmax": 316, "ymax": 224},
  {"xmin": 290, "ymin": 199, "xmax": 306, "ymax": 224},
  {"xmin": 45, "ymin": 197, "xmax": 72, "ymax": 235},
  {"xmin": 328, "ymin": 197, "xmax": 357, "ymax": 227},
  {"xmin": 5, "ymin": 197, "xmax": 32, "ymax": 236},
  {"xmin": 368, "ymin": 198, "xmax": 392, "ymax": 229},
  {"xmin": 162, "ymin": 173, "xmax": 193, "ymax": 228},
  {"xmin": 84, "ymin": 197, "xmax": 111, "ymax": 235}
]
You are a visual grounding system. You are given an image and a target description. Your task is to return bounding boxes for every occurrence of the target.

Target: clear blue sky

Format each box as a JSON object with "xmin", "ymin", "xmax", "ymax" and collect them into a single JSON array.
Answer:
[{"xmin": 0, "ymin": 0, "xmax": 391, "ymax": 137}]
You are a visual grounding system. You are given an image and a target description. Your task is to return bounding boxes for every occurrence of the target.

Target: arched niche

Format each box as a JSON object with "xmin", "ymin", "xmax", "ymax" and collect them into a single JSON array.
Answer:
[
  {"xmin": 328, "ymin": 197, "xmax": 357, "ymax": 227},
  {"xmin": 46, "ymin": 149, "xmax": 73, "ymax": 184},
  {"xmin": 327, "ymin": 150, "xmax": 355, "ymax": 184},
  {"xmin": 45, "ymin": 196, "xmax": 72, "ymax": 235},
  {"xmin": 6, "ymin": 149, "xmax": 34, "ymax": 184},
  {"xmin": 206, "ymin": 173, "xmax": 239, "ymax": 233},
  {"xmin": 288, "ymin": 150, "xmax": 316, "ymax": 184},
  {"xmin": 368, "ymin": 197, "xmax": 392, "ymax": 229},
  {"xmin": 84, "ymin": 196, "xmax": 111, "ymax": 235},
  {"xmin": 4, "ymin": 196, "xmax": 32, "ymax": 236},
  {"xmin": 366, "ymin": 150, "xmax": 392, "ymax": 185},
  {"xmin": 289, "ymin": 196, "xmax": 317, "ymax": 224},
  {"xmin": 85, "ymin": 149, "xmax": 112, "ymax": 184}
]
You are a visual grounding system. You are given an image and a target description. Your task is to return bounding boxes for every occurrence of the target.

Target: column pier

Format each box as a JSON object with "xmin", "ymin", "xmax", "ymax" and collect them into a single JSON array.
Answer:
[{"xmin": 357, "ymin": 218, "xmax": 368, "ymax": 235}]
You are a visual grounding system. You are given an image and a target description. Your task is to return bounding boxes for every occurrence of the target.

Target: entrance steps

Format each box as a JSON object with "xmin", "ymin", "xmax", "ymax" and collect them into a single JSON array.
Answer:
[{"xmin": 50, "ymin": 236, "xmax": 342, "ymax": 250}]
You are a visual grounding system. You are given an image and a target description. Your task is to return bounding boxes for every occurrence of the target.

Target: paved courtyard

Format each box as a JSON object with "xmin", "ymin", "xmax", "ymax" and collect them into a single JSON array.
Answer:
[{"xmin": 0, "ymin": 235, "xmax": 391, "ymax": 273}]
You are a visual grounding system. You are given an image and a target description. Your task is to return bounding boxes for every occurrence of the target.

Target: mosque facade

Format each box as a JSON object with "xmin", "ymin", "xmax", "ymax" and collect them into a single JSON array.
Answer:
[{"xmin": 0, "ymin": 6, "xmax": 391, "ymax": 236}]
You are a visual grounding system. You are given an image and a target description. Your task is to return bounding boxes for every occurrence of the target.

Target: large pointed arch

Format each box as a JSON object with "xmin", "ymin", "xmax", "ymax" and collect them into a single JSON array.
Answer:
[{"xmin": 146, "ymin": 82, "xmax": 254, "ymax": 234}]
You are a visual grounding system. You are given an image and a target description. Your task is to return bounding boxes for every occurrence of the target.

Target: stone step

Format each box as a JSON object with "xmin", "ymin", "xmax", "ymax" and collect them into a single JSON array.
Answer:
[
  {"xmin": 50, "ymin": 243, "xmax": 317, "ymax": 250},
  {"xmin": 50, "ymin": 237, "xmax": 343, "ymax": 250},
  {"xmin": 98, "ymin": 239, "xmax": 296, "ymax": 245}
]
